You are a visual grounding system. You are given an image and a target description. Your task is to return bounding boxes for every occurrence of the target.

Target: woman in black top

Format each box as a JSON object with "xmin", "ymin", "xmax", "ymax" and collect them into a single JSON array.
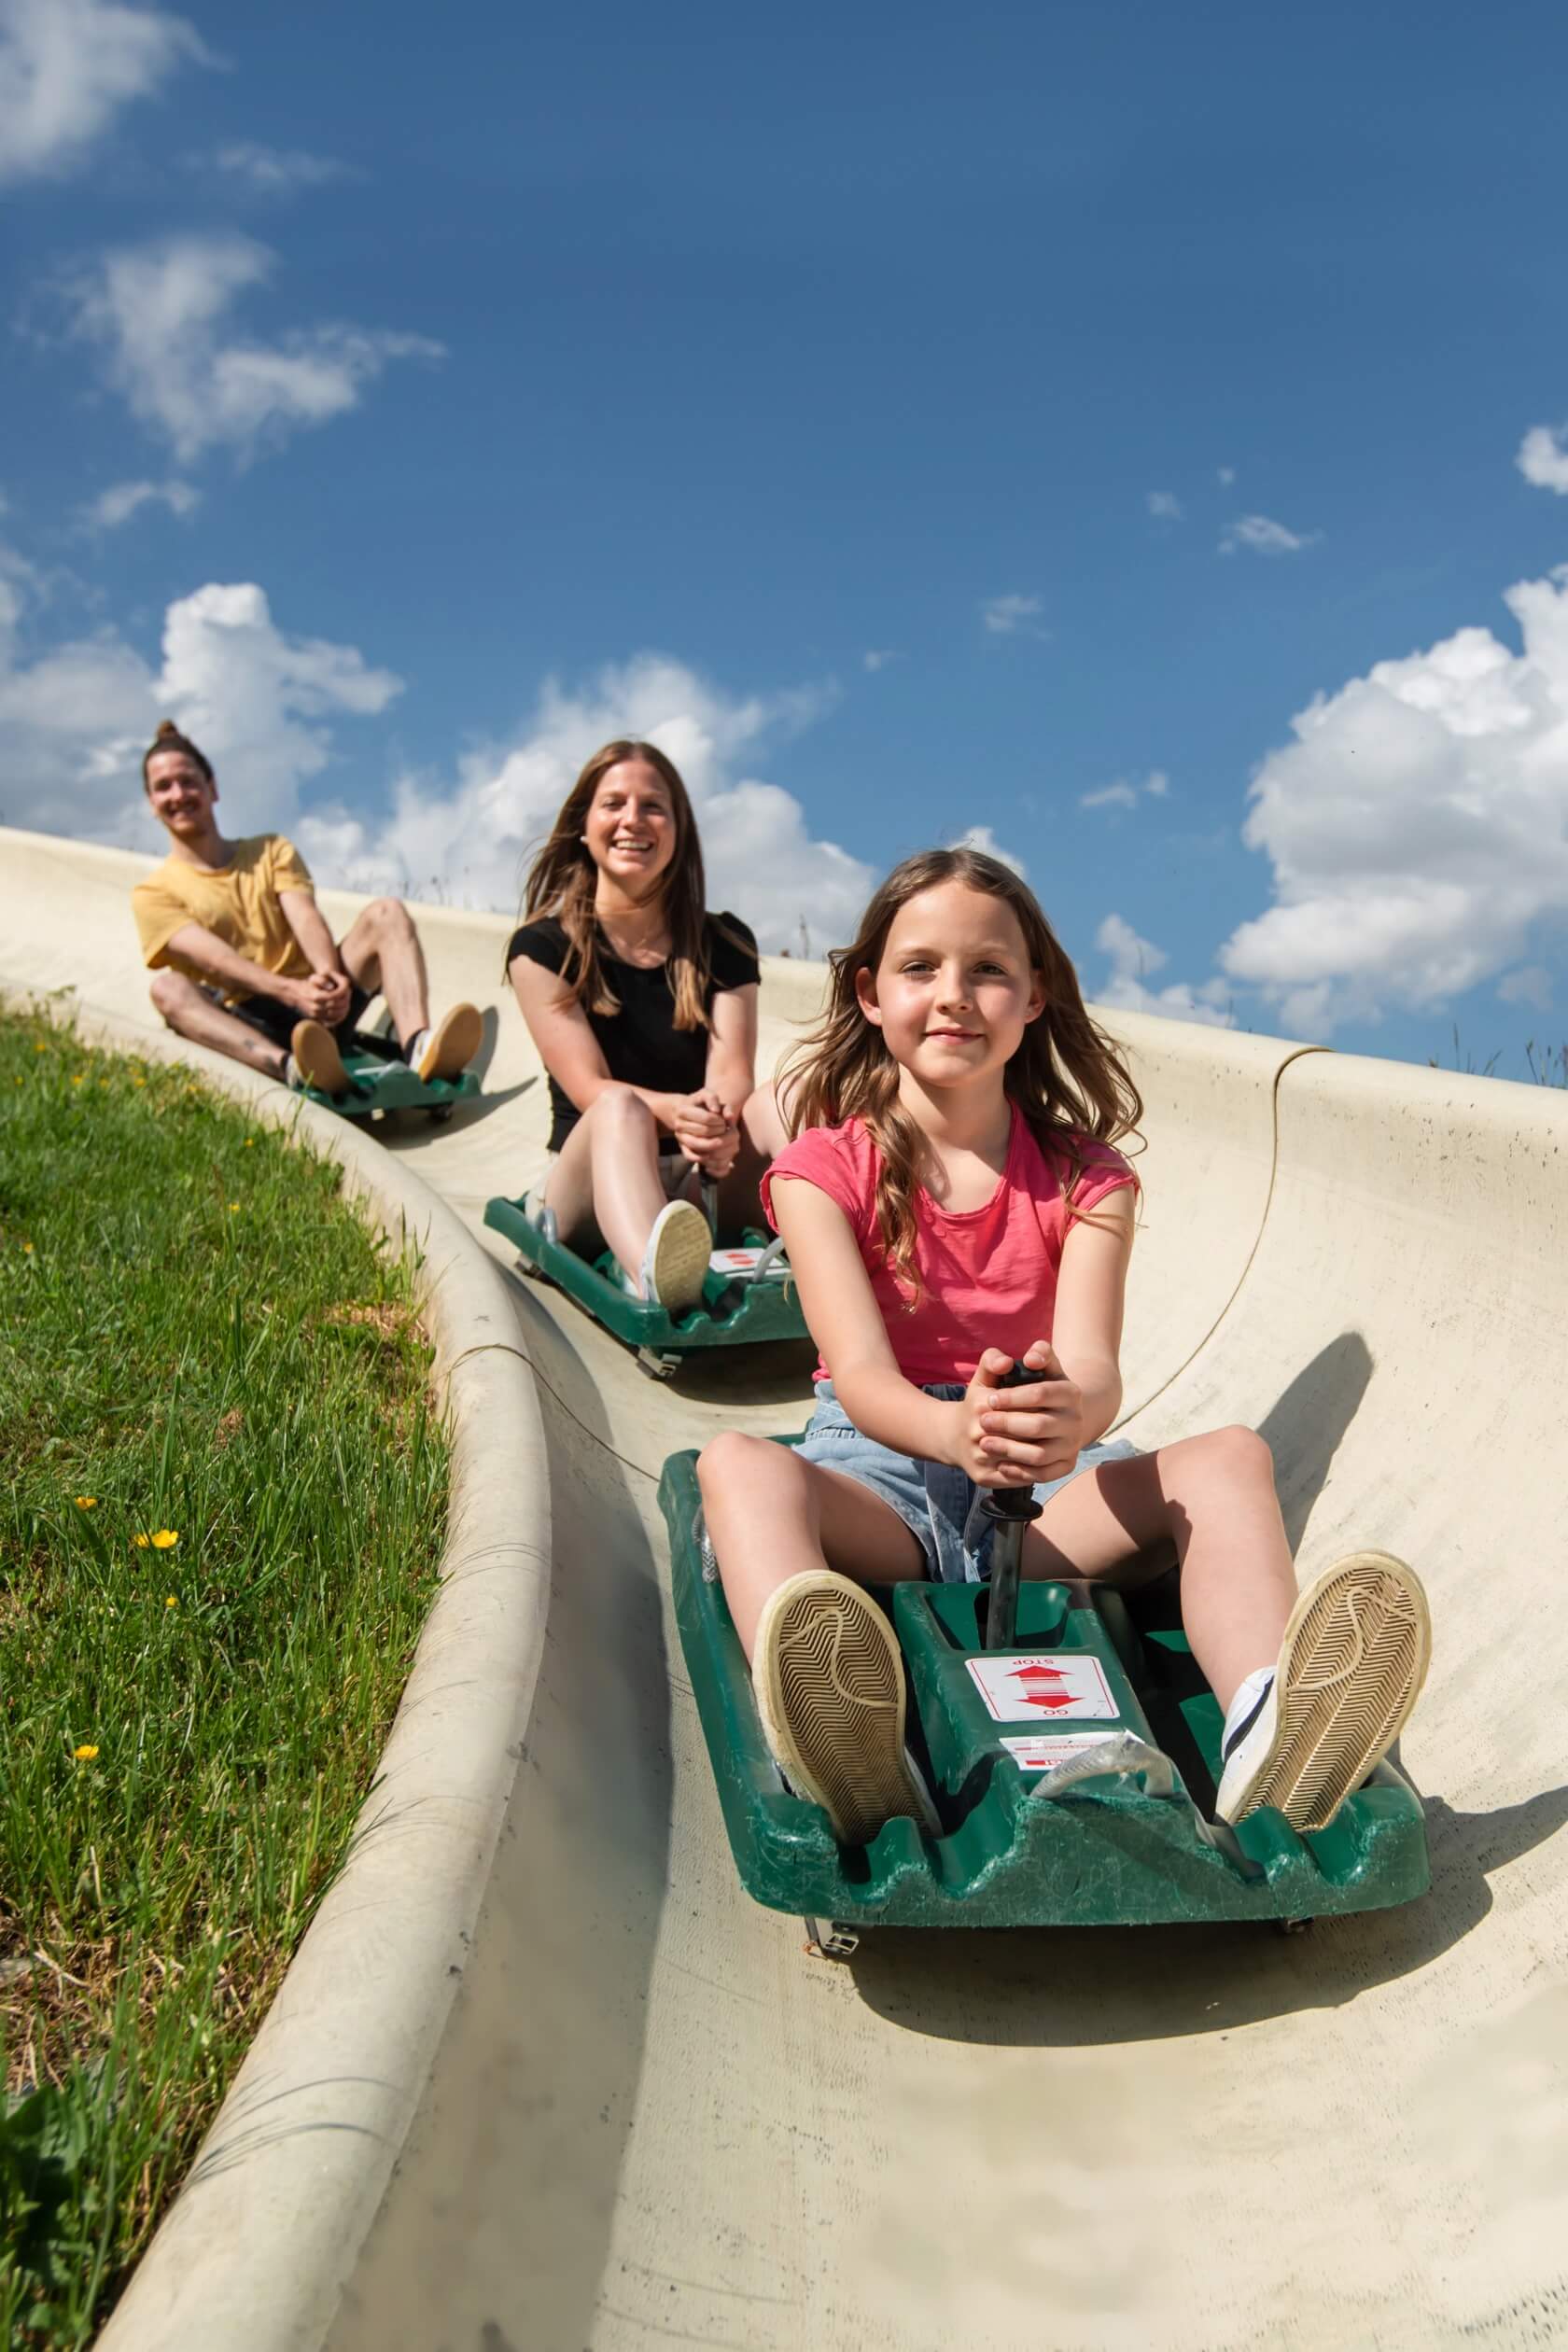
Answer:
[{"xmin": 507, "ymin": 738, "xmax": 772, "ymax": 1315}]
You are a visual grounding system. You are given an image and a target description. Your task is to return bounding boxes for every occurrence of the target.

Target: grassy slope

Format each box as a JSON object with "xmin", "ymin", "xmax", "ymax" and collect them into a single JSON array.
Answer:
[{"xmin": 0, "ymin": 1009, "xmax": 446, "ymax": 2346}]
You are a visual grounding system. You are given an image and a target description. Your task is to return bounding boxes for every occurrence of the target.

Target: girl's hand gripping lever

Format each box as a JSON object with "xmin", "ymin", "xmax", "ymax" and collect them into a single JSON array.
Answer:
[{"xmin": 980, "ymin": 1364, "xmax": 1043, "ymax": 1651}]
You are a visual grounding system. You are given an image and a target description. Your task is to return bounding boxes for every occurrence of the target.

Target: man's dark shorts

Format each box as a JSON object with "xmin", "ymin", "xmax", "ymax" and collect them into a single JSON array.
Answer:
[{"xmin": 200, "ymin": 982, "xmax": 401, "ymax": 1062}]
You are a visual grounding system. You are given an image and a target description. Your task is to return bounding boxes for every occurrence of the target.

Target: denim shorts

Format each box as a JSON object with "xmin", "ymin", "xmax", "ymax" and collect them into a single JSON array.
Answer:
[{"xmin": 797, "ymin": 1379, "xmax": 1143, "ymax": 1584}]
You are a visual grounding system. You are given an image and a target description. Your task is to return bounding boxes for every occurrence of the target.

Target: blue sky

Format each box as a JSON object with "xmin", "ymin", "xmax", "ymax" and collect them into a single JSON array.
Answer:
[{"xmin": 5, "ymin": 0, "xmax": 1568, "ymax": 1074}]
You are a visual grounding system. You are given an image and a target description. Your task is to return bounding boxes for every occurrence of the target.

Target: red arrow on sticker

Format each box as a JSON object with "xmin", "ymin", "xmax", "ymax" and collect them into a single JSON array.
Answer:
[{"xmin": 1006, "ymin": 1661, "xmax": 1078, "ymax": 1713}]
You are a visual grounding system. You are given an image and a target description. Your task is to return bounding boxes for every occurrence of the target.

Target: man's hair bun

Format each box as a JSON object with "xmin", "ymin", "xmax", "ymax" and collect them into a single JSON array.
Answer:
[{"xmin": 141, "ymin": 718, "xmax": 214, "ymax": 786}]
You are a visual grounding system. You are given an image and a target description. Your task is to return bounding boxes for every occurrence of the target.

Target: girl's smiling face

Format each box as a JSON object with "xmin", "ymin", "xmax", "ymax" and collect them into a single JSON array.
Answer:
[
  {"xmin": 581, "ymin": 758, "xmax": 678, "ymax": 893},
  {"xmin": 855, "ymin": 879, "xmax": 1045, "ymax": 1091}
]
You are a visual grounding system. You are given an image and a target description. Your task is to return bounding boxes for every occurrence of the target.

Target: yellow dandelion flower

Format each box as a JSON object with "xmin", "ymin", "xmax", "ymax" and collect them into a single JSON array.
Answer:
[
  {"xmin": 150, "ymin": 1529, "xmax": 179, "ymax": 1550},
  {"xmin": 133, "ymin": 1075, "xmax": 146, "ymax": 1087},
  {"xmin": 133, "ymin": 1533, "xmax": 149, "ymax": 1548},
  {"xmin": 164, "ymin": 1594, "xmax": 178, "ymax": 1608},
  {"xmin": 72, "ymin": 1074, "xmax": 84, "ymax": 1086},
  {"xmin": 22, "ymin": 1241, "xmax": 34, "ymax": 1253},
  {"xmin": 244, "ymin": 1137, "xmax": 255, "ymax": 1147},
  {"xmin": 35, "ymin": 1039, "xmax": 47, "ymax": 1052},
  {"xmin": 73, "ymin": 1744, "xmax": 99, "ymax": 1762},
  {"xmin": 74, "ymin": 1495, "xmax": 97, "ymax": 1510},
  {"xmin": 227, "ymin": 1201, "xmax": 240, "ymax": 1212}
]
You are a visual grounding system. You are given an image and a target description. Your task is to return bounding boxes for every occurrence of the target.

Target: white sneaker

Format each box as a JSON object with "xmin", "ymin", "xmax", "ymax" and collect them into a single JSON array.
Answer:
[
  {"xmin": 637, "ymin": 1199, "xmax": 711, "ymax": 1317},
  {"xmin": 412, "ymin": 1003, "xmax": 482, "ymax": 1084},
  {"xmin": 752, "ymin": 1570, "xmax": 941, "ymax": 1847},
  {"xmin": 1214, "ymin": 1550, "xmax": 1431, "ymax": 1832}
]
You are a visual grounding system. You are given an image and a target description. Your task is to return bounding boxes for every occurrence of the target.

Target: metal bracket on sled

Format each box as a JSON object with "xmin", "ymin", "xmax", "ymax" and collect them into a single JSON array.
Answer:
[{"xmin": 804, "ymin": 1917, "xmax": 860, "ymax": 1960}]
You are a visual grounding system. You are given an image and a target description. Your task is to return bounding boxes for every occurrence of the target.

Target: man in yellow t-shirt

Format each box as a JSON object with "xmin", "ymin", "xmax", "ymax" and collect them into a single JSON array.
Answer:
[{"xmin": 132, "ymin": 721, "xmax": 481, "ymax": 1095}]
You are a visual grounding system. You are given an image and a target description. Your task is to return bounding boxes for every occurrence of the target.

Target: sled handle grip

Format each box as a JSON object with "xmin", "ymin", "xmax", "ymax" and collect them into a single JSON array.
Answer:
[
  {"xmin": 1025, "ymin": 1731, "xmax": 1178, "ymax": 1802},
  {"xmin": 980, "ymin": 1362, "xmax": 1045, "ymax": 1647}
]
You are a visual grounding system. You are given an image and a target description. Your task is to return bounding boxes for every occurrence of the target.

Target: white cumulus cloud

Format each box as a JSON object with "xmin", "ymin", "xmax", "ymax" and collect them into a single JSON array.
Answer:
[
  {"xmin": 1217, "ymin": 466, "xmax": 1237, "ymax": 486},
  {"xmin": 1147, "ymin": 491, "xmax": 1183, "ymax": 521},
  {"xmin": 292, "ymin": 654, "xmax": 874, "ymax": 955},
  {"xmin": 1518, "ymin": 424, "xmax": 1568, "ymax": 496},
  {"xmin": 1220, "ymin": 512, "xmax": 1321, "ymax": 556},
  {"xmin": 0, "ymin": 565, "xmax": 399, "ymax": 844},
  {"xmin": 63, "ymin": 232, "xmax": 442, "ymax": 464},
  {"xmin": 862, "ymin": 647, "xmax": 902, "ymax": 672},
  {"xmin": 0, "ymin": 0, "xmax": 208, "ymax": 182},
  {"xmin": 1219, "ymin": 565, "xmax": 1568, "ymax": 1033},
  {"xmin": 1095, "ymin": 914, "xmax": 1233, "ymax": 1028},
  {"xmin": 982, "ymin": 593, "xmax": 1050, "ymax": 640},
  {"xmin": 78, "ymin": 477, "xmax": 200, "ymax": 529}
]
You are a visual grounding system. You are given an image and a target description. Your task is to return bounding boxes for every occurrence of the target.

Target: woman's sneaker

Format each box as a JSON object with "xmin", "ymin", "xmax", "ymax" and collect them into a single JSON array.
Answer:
[
  {"xmin": 288, "ymin": 1018, "xmax": 349, "ymax": 1096},
  {"xmin": 1215, "ymin": 1550, "xmax": 1432, "ymax": 1832},
  {"xmin": 637, "ymin": 1199, "xmax": 711, "ymax": 1316},
  {"xmin": 752, "ymin": 1570, "xmax": 940, "ymax": 1847}
]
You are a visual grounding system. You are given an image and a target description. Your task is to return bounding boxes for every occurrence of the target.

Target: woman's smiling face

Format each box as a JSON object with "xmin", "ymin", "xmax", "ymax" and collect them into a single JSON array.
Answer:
[
  {"xmin": 856, "ymin": 879, "xmax": 1044, "ymax": 1090},
  {"xmin": 581, "ymin": 757, "xmax": 678, "ymax": 894}
]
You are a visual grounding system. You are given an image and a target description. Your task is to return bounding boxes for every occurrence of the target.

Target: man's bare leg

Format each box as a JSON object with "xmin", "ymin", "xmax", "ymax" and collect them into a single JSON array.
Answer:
[
  {"xmin": 338, "ymin": 898, "xmax": 429, "ymax": 1045},
  {"xmin": 149, "ymin": 971, "xmax": 287, "ymax": 1080}
]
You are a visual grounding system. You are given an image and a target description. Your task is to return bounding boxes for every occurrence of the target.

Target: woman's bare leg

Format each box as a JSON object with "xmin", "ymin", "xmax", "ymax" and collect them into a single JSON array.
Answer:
[
  {"xmin": 148, "ymin": 972, "xmax": 287, "ymax": 1081},
  {"xmin": 1019, "ymin": 1427, "xmax": 1297, "ymax": 1714},
  {"xmin": 540, "ymin": 1085, "xmax": 676, "ymax": 1281},
  {"xmin": 698, "ymin": 1432, "xmax": 924, "ymax": 1659}
]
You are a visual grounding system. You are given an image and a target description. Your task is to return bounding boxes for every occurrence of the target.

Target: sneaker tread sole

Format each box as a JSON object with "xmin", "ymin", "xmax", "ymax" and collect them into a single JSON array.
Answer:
[
  {"xmin": 417, "ymin": 1002, "xmax": 483, "ymax": 1084},
  {"xmin": 648, "ymin": 1203, "xmax": 711, "ymax": 1317},
  {"xmin": 753, "ymin": 1572, "xmax": 929, "ymax": 1847},
  {"xmin": 1224, "ymin": 1549, "xmax": 1431, "ymax": 1832}
]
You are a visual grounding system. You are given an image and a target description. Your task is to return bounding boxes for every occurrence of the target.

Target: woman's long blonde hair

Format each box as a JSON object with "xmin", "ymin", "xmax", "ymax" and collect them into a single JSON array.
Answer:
[
  {"xmin": 778, "ymin": 847, "xmax": 1142, "ymax": 1292},
  {"xmin": 515, "ymin": 739, "xmax": 715, "ymax": 1029}
]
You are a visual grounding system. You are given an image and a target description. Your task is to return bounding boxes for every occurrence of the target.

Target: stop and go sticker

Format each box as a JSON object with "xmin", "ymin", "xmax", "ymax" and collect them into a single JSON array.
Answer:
[{"xmin": 965, "ymin": 1652, "xmax": 1117, "ymax": 1723}]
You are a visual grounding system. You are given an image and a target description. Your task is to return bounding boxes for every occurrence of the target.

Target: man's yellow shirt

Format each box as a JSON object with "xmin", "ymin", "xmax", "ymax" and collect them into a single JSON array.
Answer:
[{"xmin": 131, "ymin": 834, "xmax": 316, "ymax": 1003}]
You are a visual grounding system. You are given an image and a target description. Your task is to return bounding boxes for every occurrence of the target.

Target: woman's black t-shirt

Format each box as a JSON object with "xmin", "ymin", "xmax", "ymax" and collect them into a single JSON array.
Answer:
[{"xmin": 507, "ymin": 911, "xmax": 761, "ymax": 1151}]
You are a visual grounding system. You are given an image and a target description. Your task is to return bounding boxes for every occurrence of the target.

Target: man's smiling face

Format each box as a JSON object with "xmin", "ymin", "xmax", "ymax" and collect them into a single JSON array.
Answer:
[{"xmin": 145, "ymin": 748, "xmax": 217, "ymax": 841}]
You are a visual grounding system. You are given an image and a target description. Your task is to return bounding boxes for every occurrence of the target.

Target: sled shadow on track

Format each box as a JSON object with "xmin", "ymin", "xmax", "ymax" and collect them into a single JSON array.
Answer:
[{"xmin": 848, "ymin": 1779, "xmax": 1568, "ymax": 2049}]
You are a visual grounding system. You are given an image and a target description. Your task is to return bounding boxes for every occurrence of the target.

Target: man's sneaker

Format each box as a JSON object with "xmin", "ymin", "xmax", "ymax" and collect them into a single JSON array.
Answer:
[
  {"xmin": 288, "ymin": 1019, "xmax": 349, "ymax": 1096},
  {"xmin": 637, "ymin": 1199, "xmax": 711, "ymax": 1316},
  {"xmin": 752, "ymin": 1570, "xmax": 941, "ymax": 1847},
  {"xmin": 412, "ymin": 1003, "xmax": 482, "ymax": 1084},
  {"xmin": 1215, "ymin": 1550, "xmax": 1431, "ymax": 1832}
]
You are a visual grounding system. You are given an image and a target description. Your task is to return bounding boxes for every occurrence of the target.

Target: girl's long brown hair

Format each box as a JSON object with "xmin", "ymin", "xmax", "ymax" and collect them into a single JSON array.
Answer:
[
  {"xmin": 513, "ymin": 739, "xmax": 718, "ymax": 1029},
  {"xmin": 779, "ymin": 847, "xmax": 1143, "ymax": 1294}
]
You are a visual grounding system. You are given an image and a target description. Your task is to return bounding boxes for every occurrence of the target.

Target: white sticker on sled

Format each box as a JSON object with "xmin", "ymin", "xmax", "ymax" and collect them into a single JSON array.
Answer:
[
  {"xmin": 966, "ymin": 1651, "xmax": 1117, "ymax": 1723},
  {"xmin": 1001, "ymin": 1732, "xmax": 1125, "ymax": 1774},
  {"xmin": 709, "ymin": 1247, "xmax": 767, "ymax": 1274}
]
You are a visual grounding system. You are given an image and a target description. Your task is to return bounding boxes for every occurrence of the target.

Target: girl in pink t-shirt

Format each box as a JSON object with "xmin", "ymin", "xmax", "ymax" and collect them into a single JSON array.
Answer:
[{"xmin": 697, "ymin": 847, "xmax": 1429, "ymax": 1852}]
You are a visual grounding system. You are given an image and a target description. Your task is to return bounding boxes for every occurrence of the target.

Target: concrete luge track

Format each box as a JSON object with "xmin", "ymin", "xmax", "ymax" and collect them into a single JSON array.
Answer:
[{"xmin": 4, "ymin": 824, "xmax": 1566, "ymax": 2351}]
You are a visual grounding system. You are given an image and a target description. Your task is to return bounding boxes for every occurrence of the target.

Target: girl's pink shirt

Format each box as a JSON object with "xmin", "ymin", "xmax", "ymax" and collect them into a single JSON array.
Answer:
[{"xmin": 761, "ymin": 1112, "xmax": 1138, "ymax": 1386}]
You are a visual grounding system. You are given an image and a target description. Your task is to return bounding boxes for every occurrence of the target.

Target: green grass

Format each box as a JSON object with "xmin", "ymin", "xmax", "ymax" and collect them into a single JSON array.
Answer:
[{"xmin": 0, "ymin": 1007, "xmax": 448, "ymax": 2346}]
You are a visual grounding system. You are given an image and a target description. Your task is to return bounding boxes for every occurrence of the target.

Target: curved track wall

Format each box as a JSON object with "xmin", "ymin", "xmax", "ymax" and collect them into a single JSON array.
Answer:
[{"xmin": 3, "ymin": 826, "xmax": 1565, "ymax": 2352}]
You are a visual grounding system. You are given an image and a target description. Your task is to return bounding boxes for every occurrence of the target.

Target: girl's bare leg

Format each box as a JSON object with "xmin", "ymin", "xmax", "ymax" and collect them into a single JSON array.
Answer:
[
  {"xmin": 698, "ymin": 1432, "xmax": 924, "ymax": 1658},
  {"xmin": 149, "ymin": 971, "xmax": 287, "ymax": 1080},
  {"xmin": 540, "ymin": 1084, "xmax": 675, "ymax": 1282},
  {"xmin": 1020, "ymin": 1427, "xmax": 1297, "ymax": 1714}
]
